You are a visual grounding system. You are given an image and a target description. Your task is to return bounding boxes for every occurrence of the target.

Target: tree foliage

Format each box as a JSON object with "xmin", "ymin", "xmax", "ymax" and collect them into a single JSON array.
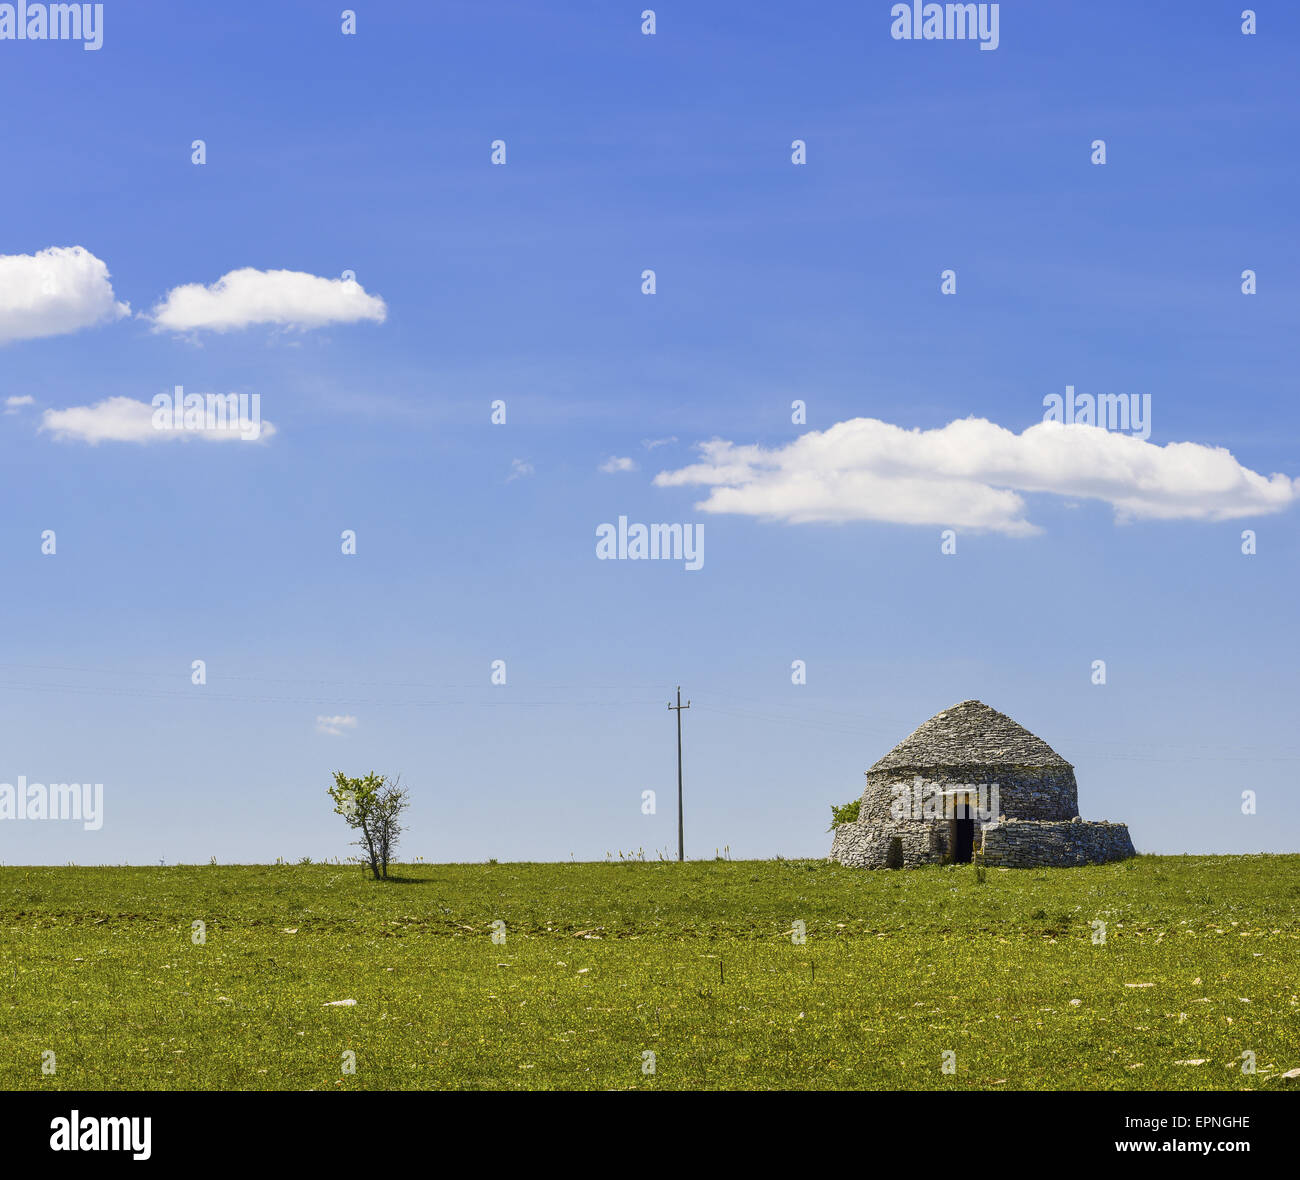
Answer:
[
  {"xmin": 827, "ymin": 798, "xmax": 861, "ymax": 831},
  {"xmin": 328, "ymin": 771, "xmax": 409, "ymax": 879}
]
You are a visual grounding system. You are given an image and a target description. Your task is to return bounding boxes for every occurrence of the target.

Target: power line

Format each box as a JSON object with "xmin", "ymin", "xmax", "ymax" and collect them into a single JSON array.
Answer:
[{"xmin": 0, "ymin": 660, "xmax": 1292, "ymax": 764}]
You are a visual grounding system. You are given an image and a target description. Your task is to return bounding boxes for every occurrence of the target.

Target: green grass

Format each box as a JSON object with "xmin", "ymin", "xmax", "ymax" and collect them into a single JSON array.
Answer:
[{"xmin": 1, "ymin": 855, "xmax": 1297, "ymax": 1090}]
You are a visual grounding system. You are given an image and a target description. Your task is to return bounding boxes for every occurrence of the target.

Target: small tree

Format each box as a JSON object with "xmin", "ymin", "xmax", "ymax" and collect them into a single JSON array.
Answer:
[
  {"xmin": 827, "ymin": 799, "xmax": 861, "ymax": 831},
  {"xmin": 328, "ymin": 771, "xmax": 410, "ymax": 879}
]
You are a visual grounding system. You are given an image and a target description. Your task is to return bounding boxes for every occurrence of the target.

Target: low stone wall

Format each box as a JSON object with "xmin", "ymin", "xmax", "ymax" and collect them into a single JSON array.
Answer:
[
  {"xmin": 829, "ymin": 816, "xmax": 1136, "ymax": 869},
  {"xmin": 830, "ymin": 820, "xmax": 944, "ymax": 868},
  {"xmin": 978, "ymin": 819, "xmax": 1136, "ymax": 868}
]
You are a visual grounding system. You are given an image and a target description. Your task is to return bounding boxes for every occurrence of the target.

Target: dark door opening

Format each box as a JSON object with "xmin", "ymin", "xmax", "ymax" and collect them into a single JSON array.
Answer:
[
  {"xmin": 948, "ymin": 795, "xmax": 974, "ymax": 864},
  {"xmin": 953, "ymin": 817, "xmax": 974, "ymax": 863}
]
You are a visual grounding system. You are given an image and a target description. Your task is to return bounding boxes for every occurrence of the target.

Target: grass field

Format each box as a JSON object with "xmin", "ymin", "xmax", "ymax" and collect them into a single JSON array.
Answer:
[{"xmin": 1, "ymin": 855, "xmax": 1297, "ymax": 1090}]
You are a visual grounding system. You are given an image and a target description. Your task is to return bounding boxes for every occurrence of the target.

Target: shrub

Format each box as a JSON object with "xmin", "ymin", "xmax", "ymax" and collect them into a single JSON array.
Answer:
[{"xmin": 827, "ymin": 799, "xmax": 861, "ymax": 831}]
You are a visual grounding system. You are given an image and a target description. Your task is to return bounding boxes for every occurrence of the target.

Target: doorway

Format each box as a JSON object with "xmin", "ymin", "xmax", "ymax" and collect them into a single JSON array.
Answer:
[
  {"xmin": 948, "ymin": 795, "xmax": 974, "ymax": 864},
  {"xmin": 952, "ymin": 817, "xmax": 974, "ymax": 863}
]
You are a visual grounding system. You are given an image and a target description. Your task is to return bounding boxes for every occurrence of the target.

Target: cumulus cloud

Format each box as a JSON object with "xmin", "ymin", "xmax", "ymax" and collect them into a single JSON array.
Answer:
[
  {"xmin": 653, "ymin": 417, "xmax": 1299, "ymax": 535},
  {"xmin": 149, "ymin": 267, "xmax": 387, "ymax": 333},
  {"xmin": 4, "ymin": 395, "xmax": 35, "ymax": 414},
  {"xmin": 599, "ymin": 455, "xmax": 638, "ymax": 473},
  {"xmin": 40, "ymin": 395, "xmax": 276, "ymax": 445},
  {"xmin": 316, "ymin": 715, "xmax": 358, "ymax": 736},
  {"xmin": 0, "ymin": 246, "xmax": 130, "ymax": 344}
]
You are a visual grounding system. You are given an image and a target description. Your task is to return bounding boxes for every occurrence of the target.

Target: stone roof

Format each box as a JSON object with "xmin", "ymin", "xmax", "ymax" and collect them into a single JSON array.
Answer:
[{"xmin": 869, "ymin": 700, "xmax": 1072, "ymax": 772}]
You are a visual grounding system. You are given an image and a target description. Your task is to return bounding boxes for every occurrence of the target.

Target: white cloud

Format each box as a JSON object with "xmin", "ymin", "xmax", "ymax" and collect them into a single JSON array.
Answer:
[
  {"xmin": 507, "ymin": 458, "xmax": 535, "ymax": 481},
  {"xmin": 0, "ymin": 246, "xmax": 130, "ymax": 344},
  {"xmin": 316, "ymin": 715, "xmax": 358, "ymax": 736},
  {"xmin": 40, "ymin": 395, "xmax": 276, "ymax": 445},
  {"xmin": 654, "ymin": 417, "xmax": 1300, "ymax": 535},
  {"xmin": 642, "ymin": 436, "xmax": 678, "ymax": 451},
  {"xmin": 599, "ymin": 455, "xmax": 638, "ymax": 473},
  {"xmin": 149, "ymin": 267, "xmax": 387, "ymax": 333},
  {"xmin": 4, "ymin": 395, "xmax": 35, "ymax": 414}
]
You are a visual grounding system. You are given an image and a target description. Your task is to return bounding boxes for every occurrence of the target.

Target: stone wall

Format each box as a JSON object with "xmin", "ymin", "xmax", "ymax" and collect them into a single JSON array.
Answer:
[
  {"xmin": 830, "ymin": 820, "xmax": 945, "ymax": 869},
  {"xmin": 830, "ymin": 816, "xmax": 1136, "ymax": 869},
  {"xmin": 860, "ymin": 764, "xmax": 1080, "ymax": 823},
  {"xmin": 978, "ymin": 818, "xmax": 1136, "ymax": 867}
]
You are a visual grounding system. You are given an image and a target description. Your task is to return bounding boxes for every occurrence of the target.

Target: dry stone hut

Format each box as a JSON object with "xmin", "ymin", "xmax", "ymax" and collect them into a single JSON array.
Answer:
[{"xmin": 830, "ymin": 700, "xmax": 1135, "ymax": 869}]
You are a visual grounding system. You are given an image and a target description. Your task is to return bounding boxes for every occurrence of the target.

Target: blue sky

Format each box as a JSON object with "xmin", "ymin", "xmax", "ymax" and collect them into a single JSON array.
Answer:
[{"xmin": 1, "ymin": 1, "xmax": 1297, "ymax": 865}]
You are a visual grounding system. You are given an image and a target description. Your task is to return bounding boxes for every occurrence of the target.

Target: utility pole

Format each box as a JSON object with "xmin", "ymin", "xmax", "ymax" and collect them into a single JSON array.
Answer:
[{"xmin": 668, "ymin": 686, "xmax": 691, "ymax": 862}]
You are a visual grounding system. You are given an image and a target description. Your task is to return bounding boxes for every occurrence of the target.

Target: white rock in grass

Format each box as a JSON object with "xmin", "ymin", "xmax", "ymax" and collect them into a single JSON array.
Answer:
[{"xmin": 323, "ymin": 999, "xmax": 357, "ymax": 1007}]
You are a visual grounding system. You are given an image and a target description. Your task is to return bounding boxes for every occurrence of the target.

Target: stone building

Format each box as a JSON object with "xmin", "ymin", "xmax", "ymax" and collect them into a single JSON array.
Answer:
[{"xmin": 829, "ymin": 700, "xmax": 1135, "ymax": 869}]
